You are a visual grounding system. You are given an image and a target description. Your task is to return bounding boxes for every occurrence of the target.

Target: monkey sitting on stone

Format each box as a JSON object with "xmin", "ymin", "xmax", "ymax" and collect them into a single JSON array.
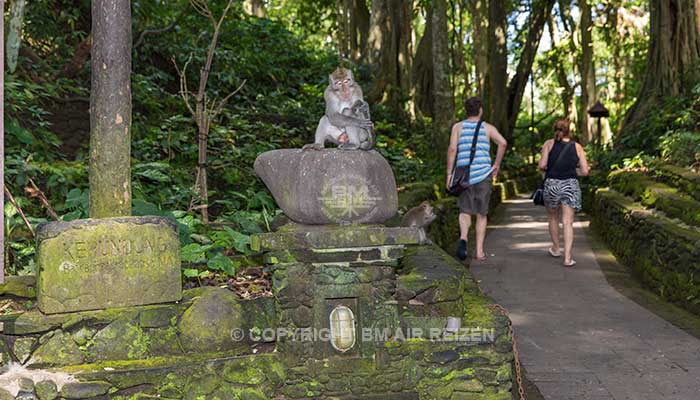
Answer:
[
  {"xmin": 401, "ymin": 201, "xmax": 437, "ymax": 228},
  {"xmin": 303, "ymin": 68, "xmax": 375, "ymax": 151}
]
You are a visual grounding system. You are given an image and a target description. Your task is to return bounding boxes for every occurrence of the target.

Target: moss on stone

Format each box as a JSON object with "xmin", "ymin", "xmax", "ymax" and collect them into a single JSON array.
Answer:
[
  {"xmin": 608, "ymin": 169, "xmax": 700, "ymax": 227},
  {"xmin": 28, "ymin": 330, "xmax": 85, "ymax": 367},
  {"xmin": 178, "ymin": 287, "xmax": 246, "ymax": 353},
  {"xmin": 0, "ymin": 275, "xmax": 36, "ymax": 298},
  {"xmin": 86, "ymin": 317, "xmax": 150, "ymax": 361}
]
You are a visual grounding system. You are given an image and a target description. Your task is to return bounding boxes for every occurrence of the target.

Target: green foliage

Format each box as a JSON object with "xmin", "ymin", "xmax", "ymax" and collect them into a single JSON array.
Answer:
[
  {"xmin": 659, "ymin": 130, "xmax": 700, "ymax": 167},
  {"xmin": 620, "ymin": 84, "xmax": 700, "ymax": 161}
]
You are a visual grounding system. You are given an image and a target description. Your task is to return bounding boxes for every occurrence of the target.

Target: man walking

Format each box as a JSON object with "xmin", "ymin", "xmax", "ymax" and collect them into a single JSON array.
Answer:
[{"xmin": 446, "ymin": 97, "xmax": 507, "ymax": 261}]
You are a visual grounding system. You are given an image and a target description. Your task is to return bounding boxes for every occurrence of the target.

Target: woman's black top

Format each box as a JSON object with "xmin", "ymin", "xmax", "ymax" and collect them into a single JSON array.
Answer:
[{"xmin": 546, "ymin": 140, "xmax": 579, "ymax": 180}]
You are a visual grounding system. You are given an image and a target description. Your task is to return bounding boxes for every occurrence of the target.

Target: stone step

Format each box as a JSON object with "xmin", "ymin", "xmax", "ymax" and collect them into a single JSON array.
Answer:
[
  {"xmin": 251, "ymin": 225, "xmax": 429, "ymax": 252},
  {"xmin": 263, "ymin": 245, "xmax": 405, "ymax": 264}
]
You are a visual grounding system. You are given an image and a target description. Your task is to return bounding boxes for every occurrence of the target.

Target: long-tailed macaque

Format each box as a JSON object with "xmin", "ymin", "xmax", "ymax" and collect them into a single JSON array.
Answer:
[
  {"xmin": 401, "ymin": 201, "xmax": 437, "ymax": 228},
  {"xmin": 303, "ymin": 68, "xmax": 374, "ymax": 151}
]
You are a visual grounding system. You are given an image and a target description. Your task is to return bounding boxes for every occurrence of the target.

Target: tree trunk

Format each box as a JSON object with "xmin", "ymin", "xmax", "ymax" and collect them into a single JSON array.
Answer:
[
  {"xmin": 396, "ymin": 0, "xmax": 413, "ymax": 101},
  {"xmin": 483, "ymin": 0, "xmax": 508, "ymax": 135},
  {"xmin": 468, "ymin": 0, "xmax": 488, "ymax": 96},
  {"xmin": 412, "ymin": 5, "xmax": 434, "ymax": 117},
  {"xmin": 505, "ymin": 0, "xmax": 556, "ymax": 142},
  {"xmin": 6, "ymin": 0, "xmax": 26, "ymax": 74},
  {"xmin": 349, "ymin": 0, "xmax": 371, "ymax": 61},
  {"xmin": 452, "ymin": 1, "xmax": 469, "ymax": 102},
  {"xmin": 367, "ymin": 0, "xmax": 412, "ymax": 114},
  {"xmin": 623, "ymin": 0, "xmax": 700, "ymax": 133},
  {"xmin": 548, "ymin": 13, "xmax": 576, "ymax": 124},
  {"xmin": 336, "ymin": 0, "xmax": 351, "ymax": 59},
  {"xmin": 368, "ymin": 0, "xmax": 394, "ymax": 101},
  {"xmin": 432, "ymin": 0, "xmax": 455, "ymax": 160},
  {"xmin": 244, "ymin": 0, "xmax": 267, "ymax": 18},
  {"xmin": 578, "ymin": 0, "xmax": 596, "ymax": 144},
  {"xmin": 89, "ymin": 0, "xmax": 132, "ymax": 218},
  {"xmin": 1, "ymin": 0, "xmax": 5, "ymax": 282}
]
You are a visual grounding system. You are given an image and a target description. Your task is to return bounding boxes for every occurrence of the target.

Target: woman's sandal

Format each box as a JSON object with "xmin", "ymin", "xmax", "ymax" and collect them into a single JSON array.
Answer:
[
  {"xmin": 563, "ymin": 260, "xmax": 577, "ymax": 267},
  {"xmin": 548, "ymin": 248, "xmax": 561, "ymax": 257},
  {"xmin": 474, "ymin": 255, "xmax": 488, "ymax": 261}
]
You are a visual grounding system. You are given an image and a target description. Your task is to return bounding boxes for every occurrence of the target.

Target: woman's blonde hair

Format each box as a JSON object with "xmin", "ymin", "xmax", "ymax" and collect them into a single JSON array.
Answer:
[{"xmin": 553, "ymin": 119, "xmax": 571, "ymax": 141}]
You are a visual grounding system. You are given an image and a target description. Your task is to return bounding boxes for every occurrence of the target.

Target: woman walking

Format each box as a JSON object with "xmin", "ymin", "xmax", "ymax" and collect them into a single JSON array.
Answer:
[{"xmin": 538, "ymin": 119, "xmax": 590, "ymax": 267}]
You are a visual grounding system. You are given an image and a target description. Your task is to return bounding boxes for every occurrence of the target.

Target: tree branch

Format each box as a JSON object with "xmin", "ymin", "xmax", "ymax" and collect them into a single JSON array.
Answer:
[
  {"xmin": 134, "ymin": 5, "xmax": 189, "ymax": 48},
  {"xmin": 172, "ymin": 55, "xmax": 196, "ymax": 117},
  {"xmin": 506, "ymin": 0, "xmax": 556, "ymax": 134},
  {"xmin": 4, "ymin": 185, "xmax": 34, "ymax": 238},
  {"xmin": 211, "ymin": 79, "xmax": 247, "ymax": 117},
  {"xmin": 25, "ymin": 178, "xmax": 59, "ymax": 221}
]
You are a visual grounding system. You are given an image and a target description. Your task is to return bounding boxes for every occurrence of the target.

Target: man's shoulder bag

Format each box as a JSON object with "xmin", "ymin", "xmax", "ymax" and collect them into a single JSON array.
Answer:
[{"xmin": 447, "ymin": 121, "xmax": 483, "ymax": 197}]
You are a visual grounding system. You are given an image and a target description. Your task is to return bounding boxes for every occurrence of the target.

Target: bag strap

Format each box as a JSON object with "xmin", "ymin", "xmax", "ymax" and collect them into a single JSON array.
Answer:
[
  {"xmin": 545, "ymin": 140, "xmax": 574, "ymax": 179},
  {"xmin": 469, "ymin": 121, "xmax": 483, "ymax": 167},
  {"xmin": 449, "ymin": 120, "xmax": 483, "ymax": 185}
]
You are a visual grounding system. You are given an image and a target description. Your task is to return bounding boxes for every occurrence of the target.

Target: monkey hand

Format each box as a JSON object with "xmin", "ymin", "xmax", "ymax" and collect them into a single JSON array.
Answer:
[{"xmin": 358, "ymin": 119, "xmax": 374, "ymax": 130}]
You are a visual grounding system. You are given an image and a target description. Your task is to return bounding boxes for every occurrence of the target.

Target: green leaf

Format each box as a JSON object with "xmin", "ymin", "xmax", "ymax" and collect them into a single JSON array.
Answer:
[
  {"xmin": 223, "ymin": 226, "xmax": 251, "ymax": 254},
  {"xmin": 7, "ymin": 119, "xmax": 35, "ymax": 144},
  {"xmin": 207, "ymin": 253, "xmax": 239, "ymax": 276},
  {"xmin": 181, "ymin": 243, "xmax": 210, "ymax": 263},
  {"xmin": 65, "ymin": 188, "xmax": 83, "ymax": 209},
  {"xmin": 135, "ymin": 168, "xmax": 171, "ymax": 183},
  {"xmin": 183, "ymin": 268, "xmax": 201, "ymax": 278}
]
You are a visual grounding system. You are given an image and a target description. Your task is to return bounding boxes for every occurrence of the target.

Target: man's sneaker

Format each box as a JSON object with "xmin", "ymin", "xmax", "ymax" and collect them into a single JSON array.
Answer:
[{"xmin": 456, "ymin": 239, "xmax": 468, "ymax": 261}]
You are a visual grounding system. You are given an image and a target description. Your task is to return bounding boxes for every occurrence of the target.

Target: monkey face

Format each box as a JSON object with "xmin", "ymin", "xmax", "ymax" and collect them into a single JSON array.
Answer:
[
  {"xmin": 330, "ymin": 68, "xmax": 355, "ymax": 101},
  {"xmin": 420, "ymin": 202, "xmax": 437, "ymax": 226}
]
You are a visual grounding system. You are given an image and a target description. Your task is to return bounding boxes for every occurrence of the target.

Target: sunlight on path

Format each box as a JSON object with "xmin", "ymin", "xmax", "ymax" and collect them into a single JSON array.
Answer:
[{"xmin": 471, "ymin": 197, "xmax": 700, "ymax": 400}]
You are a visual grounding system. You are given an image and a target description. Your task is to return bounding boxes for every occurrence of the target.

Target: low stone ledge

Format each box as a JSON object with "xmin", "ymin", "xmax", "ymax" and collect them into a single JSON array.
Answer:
[
  {"xmin": 263, "ymin": 245, "xmax": 405, "ymax": 264},
  {"xmin": 251, "ymin": 225, "xmax": 429, "ymax": 251},
  {"xmin": 655, "ymin": 163, "xmax": 700, "ymax": 202},
  {"xmin": 0, "ymin": 276, "xmax": 36, "ymax": 298},
  {"xmin": 608, "ymin": 169, "xmax": 700, "ymax": 227},
  {"xmin": 3, "ymin": 301, "xmax": 189, "ymax": 336},
  {"xmin": 60, "ymin": 381, "xmax": 111, "ymax": 399}
]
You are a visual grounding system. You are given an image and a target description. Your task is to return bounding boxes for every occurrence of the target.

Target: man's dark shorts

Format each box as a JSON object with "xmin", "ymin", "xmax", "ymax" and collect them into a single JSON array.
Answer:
[{"xmin": 457, "ymin": 174, "xmax": 492, "ymax": 215}]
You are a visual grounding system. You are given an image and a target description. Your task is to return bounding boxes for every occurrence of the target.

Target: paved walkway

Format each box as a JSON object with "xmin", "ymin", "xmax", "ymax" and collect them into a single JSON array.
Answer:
[{"xmin": 470, "ymin": 197, "xmax": 700, "ymax": 400}]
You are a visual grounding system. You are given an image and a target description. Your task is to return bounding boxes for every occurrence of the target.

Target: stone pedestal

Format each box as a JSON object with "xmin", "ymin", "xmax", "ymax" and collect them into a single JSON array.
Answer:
[
  {"xmin": 255, "ymin": 224, "xmax": 429, "ymax": 360},
  {"xmin": 254, "ymin": 149, "xmax": 398, "ymax": 224},
  {"xmin": 35, "ymin": 216, "xmax": 182, "ymax": 314}
]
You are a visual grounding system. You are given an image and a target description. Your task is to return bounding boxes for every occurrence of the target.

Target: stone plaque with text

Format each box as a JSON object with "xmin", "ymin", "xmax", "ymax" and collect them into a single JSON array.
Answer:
[{"xmin": 36, "ymin": 216, "xmax": 182, "ymax": 314}]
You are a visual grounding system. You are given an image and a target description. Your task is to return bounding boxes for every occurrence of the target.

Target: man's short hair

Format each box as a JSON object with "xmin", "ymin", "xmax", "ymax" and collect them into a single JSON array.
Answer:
[{"xmin": 464, "ymin": 97, "xmax": 482, "ymax": 117}]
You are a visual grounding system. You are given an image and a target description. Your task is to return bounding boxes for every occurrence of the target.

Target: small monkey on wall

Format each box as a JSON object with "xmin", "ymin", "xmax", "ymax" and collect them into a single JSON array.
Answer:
[
  {"xmin": 303, "ymin": 68, "xmax": 375, "ymax": 151},
  {"xmin": 401, "ymin": 201, "xmax": 437, "ymax": 228}
]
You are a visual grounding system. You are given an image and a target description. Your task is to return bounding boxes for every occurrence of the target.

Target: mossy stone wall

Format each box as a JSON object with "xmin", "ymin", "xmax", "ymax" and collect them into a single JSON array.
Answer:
[
  {"xmin": 592, "ymin": 188, "xmax": 700, "ymax": 315},
  {"xmin": 607, "ymin": 169, "xmax": 700, "ymax": 227}
]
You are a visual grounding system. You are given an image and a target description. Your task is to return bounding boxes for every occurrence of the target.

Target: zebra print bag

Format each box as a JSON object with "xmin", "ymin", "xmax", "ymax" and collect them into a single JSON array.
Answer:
[{"xmin": 532, "ymin": 141, "xmax": 573, "ymax": 206}]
